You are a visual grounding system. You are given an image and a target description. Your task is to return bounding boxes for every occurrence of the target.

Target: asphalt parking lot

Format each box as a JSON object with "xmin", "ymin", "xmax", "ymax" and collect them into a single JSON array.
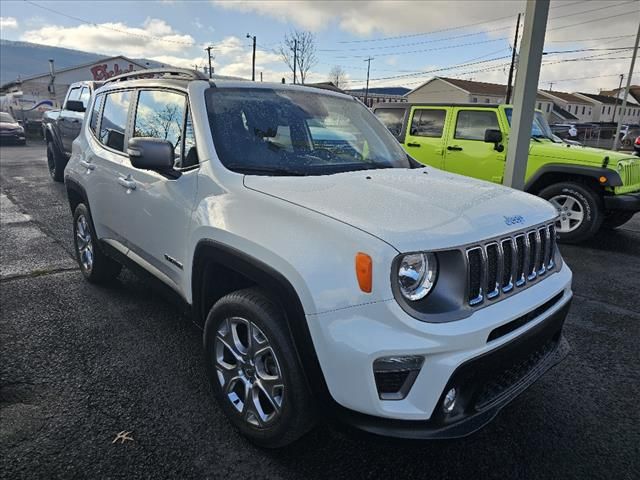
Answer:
[{"xmin": 1, "ymin": 141, "xmax": 639, "ymax": 479}]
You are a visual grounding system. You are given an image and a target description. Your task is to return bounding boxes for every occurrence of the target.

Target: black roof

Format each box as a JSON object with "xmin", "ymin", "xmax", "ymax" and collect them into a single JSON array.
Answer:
[{"xmin": 578, "ymin": 92, "xmax": 640, "ymax": 106}]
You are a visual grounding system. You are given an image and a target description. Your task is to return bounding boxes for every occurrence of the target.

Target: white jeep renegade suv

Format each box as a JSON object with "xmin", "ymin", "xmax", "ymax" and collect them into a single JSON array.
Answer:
[{"xmin": 64, "ymin": 69, "xmax": 573, "ymax": 447}]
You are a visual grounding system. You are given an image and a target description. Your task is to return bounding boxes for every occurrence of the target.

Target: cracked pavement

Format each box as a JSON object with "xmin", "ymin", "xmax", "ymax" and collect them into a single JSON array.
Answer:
[{"xmin": 1, "ymin": 142, "xmax": 639, "ymax": 479}]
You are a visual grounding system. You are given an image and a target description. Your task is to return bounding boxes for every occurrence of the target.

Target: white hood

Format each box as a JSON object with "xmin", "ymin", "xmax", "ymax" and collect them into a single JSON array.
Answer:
[{"xmin": 245, "ymin": 167, "xmax": 557, "ymax": 252}]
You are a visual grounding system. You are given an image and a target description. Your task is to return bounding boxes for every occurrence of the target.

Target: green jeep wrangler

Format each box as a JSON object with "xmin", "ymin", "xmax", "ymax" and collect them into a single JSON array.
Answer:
[{"xmin": 374, "ymin": 103, "xmax": 640, "ymax": 243}]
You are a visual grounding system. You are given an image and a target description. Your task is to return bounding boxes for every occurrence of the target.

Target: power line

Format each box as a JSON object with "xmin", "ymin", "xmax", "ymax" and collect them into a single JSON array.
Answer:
[
  {"xmin": 547, "ymin": 11, "xmax": 631, "ymax": 32},
  {"xmin": 545, "ymin": 34, "xmax": 635, "ymax": 44},
  {"xmin": 23, "ymin": 0, "xmax": 196, "ymax": 46}
]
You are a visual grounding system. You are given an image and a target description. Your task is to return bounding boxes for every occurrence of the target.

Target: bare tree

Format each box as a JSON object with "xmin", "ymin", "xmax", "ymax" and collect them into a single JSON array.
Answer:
[
  {"xmin": 278, "ymin": 30, "xmax": 318, "ymax": 84},
  {"xmin": 328, "ymin": 65, "xmax": 348, "ymax": 89}
]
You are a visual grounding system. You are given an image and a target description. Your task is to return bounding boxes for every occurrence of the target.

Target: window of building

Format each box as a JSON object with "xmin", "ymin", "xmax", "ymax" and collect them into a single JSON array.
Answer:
[
  {"xmin": 582, "ymin": 106, "xmax": 585, "ymax": 115},
  {"xmin": 454, "ymin": 110, "xmax": 499, "ymax": 141},
  {"xmin": 99, "ymin": 90, "xmax": 132, "ymax": 152},
  {"xmin": 472, "ymin": 97, "xmax": 478, "ymax": 103},
  {"xmin": 608, "ymin": 106, "xmax": 611, "ymax": 114},
  {"xmin": 133, "ymin": 90, "xmax": 187, "ymax": 166},
  {"xmin": 410, "ymin": 109, "xmax": 446, "ymax": 138},
  {"xmin": 602, "ymin": 106, "xmax": 605, "ymax": 114},
  {"xmin": 546, "ymin": 103, "xmax": 551, "ymax": 112},
  {"xmin": 485, "ymin": 98, "xmax": 490, "ymax": 103}
]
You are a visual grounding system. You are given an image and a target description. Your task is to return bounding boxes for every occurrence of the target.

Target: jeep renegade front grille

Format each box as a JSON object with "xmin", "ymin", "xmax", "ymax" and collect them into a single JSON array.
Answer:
[{"xmin": 466, "ymin": 223, "xmax": 556, "ymax": 307}]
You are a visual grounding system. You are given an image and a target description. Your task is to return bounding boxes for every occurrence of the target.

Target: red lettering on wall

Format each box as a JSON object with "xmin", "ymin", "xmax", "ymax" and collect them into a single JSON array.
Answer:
[{"xmin": 90, "ymin": 63, "xmax": 135, "ymax": 81}]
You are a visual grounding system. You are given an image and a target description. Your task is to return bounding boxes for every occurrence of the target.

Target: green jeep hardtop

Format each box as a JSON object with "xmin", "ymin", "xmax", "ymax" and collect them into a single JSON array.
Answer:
[{"xmin": 374, "ymin": 103, "xmax": 640, "ymax": 243}]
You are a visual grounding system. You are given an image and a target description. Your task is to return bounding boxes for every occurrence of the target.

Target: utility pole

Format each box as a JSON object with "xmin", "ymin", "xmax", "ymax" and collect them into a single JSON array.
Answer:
[
  {"xmin": 292, "ymin": 39, "xmax": 298, "ymax": 84},
  {"xmin": 504, "ymin": 0, "xmax": 550, "ymax": 190},
  {"xmin": 363, "ymin": 57, "xmax": 374, "ymax": 107},
  {"xmin": 505, "ymin": 13, "xmax": 521, "ymax": 104},
  {"xmin": 613, "ymin": 21, "xmax": 640, "ymax": 150},
  {"xmin": 548, "ymin": 82, "xmax": 554, "ymax": 91},
  {"xmin": 246, "ymin": 34, "xmax": 256, "ymax": 81},
  {"xmin": 205, "ymin": 46, "xmax": 214, "ymax": 78},
  {"xmin": 260, "ymin": 71, "xmax": 263, "ymax": 82},
  {"xmin": 611, "ymin": 73, "xmax": 624, "ymax": 124}
]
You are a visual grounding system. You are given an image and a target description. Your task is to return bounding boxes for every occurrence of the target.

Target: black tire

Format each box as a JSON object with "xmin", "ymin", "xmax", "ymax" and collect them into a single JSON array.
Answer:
[
  {"xmin": 602, "ymin": 211, "xmax": 635, "ymax": 230},
  {"xmin": 203, "ymin": 287, "xmax": 316, "ymax": 448},
  {"xmin": 538, "ymin": 182, "xmax": 604, "ymax": 244},
  {"xmin": 73, "ymin": 204, "xmax": 121, "ymax": 283},
  {"xmin": 46, "ymin": 141, "xmax": 65, "ymax": 182}
]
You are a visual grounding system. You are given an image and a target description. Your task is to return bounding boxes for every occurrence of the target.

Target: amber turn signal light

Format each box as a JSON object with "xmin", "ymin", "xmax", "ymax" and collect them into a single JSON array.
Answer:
[
  {"xmin": 598, "ymin": 176, "xmax": 607, "ymax": 184},
  {"xmin": 355, "ymin": 252, "xmax": 373, "ymax": 293}
]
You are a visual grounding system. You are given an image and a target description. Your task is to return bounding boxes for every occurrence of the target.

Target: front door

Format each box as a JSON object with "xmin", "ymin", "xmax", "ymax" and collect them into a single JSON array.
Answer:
[
  {"xmin": 115, "ymin": 89, "xmax": 198, "ymax": 291},
  {"xmin": 403, "ymin": 107, "xmax": 448, "ymax": 169},
  {"xmin": 444, "ymin": 108, "xmax": 505, "ymax": 183}
]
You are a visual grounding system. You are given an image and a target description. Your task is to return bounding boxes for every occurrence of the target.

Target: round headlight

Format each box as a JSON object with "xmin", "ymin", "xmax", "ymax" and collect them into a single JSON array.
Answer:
[{"xmin": 397, "ymin": 252, "xmax": 438, "ymax": 301}]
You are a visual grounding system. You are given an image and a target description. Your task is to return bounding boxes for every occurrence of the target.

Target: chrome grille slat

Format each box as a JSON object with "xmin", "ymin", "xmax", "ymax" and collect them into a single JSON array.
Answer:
[{"xmin": 465, "ymin": 222, "xmax": 557, "ymax": 307}]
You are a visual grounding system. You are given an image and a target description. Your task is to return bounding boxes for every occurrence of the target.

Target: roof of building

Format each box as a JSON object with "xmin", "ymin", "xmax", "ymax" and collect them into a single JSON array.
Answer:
[
  {"xmin": 407, "ymin": 76, "xmax": 550, "ymax": 101},
  {"xmin": 541, "ymin": 90, "xmax": 591, "ymax": 104},
  {"xmin": 577, "ymin": 92, "xmax": 640, "ymax": 106},
  {"xmin": 1, "ymin": 55, "xmax": 148, "ymax": 91},
  {"xmin": 347, "ymin": 87, "xmax": 410, "ymax": 96},
  {"xmin": 552, "ymin": 104, "xmax": 578, "ymax": 121},
  {"xmin": 598, "ymin": 85, "xmax": 640, "ymax": 104}
]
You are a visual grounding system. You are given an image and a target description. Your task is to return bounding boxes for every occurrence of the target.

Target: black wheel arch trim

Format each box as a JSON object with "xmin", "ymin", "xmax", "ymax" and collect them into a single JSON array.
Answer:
[
  {"xmin": 192, "ymin": 239, "xmax": 332, "ymax": 403},
  {"xmin": 64, "ymin": 177, "xmax": 89, "ymax": 212},
  {"xmin": 525, "ymin": 164, "xmax": 623, "ymax": 192},
  {"xmin": 43, "ymin": 123, "xmax": 66, "ymax": 157}
]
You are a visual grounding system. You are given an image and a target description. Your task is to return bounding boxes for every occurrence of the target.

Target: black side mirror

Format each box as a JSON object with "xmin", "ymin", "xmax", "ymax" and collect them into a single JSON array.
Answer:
[
  {"xmin": 65, "ymin": 100, "xmax": 86, "ymax": 113},
  {"xmin": 484, "ymin": 128, "xmax": 504, "ymax": 152},
  {"xmin": 127, "ymin": 137, "xmax": 174, "ymax": 171}
]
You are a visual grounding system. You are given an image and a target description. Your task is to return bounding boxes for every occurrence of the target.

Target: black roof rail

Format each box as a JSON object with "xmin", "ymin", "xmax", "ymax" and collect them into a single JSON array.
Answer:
[{"xmin": 103, "ymin": 68, "xmax": 209, "ymax": 84}]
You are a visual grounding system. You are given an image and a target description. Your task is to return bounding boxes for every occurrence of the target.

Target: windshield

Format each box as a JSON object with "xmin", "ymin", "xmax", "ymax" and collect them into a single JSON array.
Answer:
[
  {"xmin": 0, "ymin": 112, "xmax": 16, "ymax": 123},
  {"xmin": 504, "ymin": 108, "xmax": 556, "ymax": 141},
  {"xmin": 205, "ymin": 88, "xmax": 410, "ymax": 176}
]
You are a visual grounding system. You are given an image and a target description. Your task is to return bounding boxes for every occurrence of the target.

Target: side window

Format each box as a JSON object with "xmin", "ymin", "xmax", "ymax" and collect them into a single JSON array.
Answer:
[
  {"xmin": 133, "ymin": 90, "xmax": 186, "ymax": 166},
  {"xmin": 454, "ymin": 110, "xmax": 499, "ymax": 141},
  {"xmin": 89, "ymin": 93, "xmax": 104, "ymax": 135},
  {"xmin": 80, "ymin": 87, "xmax": 91, "ymax": 109},
  {"xmin": 65, "ymin": 87, "xmax": 81, "ymax": 108},
  {"xmin": 410, "ymin": 109, "xmax": 446, "ymax": 138},
  {"xmin": 99, "ymin": 90, "xmax": 132, "ymax": 152},
  {"xmin": 374, "ymin": 108, "xmax": 405, "ymax": 138}
]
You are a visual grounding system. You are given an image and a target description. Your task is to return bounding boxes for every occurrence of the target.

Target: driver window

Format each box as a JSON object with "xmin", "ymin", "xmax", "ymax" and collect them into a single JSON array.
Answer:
[
  {"xmin": 133, "ymin": 90, "xmax": 186, "ymax": 167},
  {"xmin": 454, "ymin": 110, "xmax": 499, "ymax": 141}
]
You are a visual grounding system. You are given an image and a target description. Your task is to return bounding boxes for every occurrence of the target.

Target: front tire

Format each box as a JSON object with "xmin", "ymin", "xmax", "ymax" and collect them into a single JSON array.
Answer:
[
  {"xmin": 602, "ymin": 211, "xmax": 635, "ymax": 230},
  {"xmin": 46, "ymin": 141, "xmax": 65, "ymax": 182},
  {"xmin": 539, "ymin": 182, "xmax": 604, "ymax": 243},
  {"xmin": 203, "ymin": 288, "xmax": 316, "ymax": 448},
  {"xmin": 73, "ymin": 204, "xmax": 121, "ymax": 283}
]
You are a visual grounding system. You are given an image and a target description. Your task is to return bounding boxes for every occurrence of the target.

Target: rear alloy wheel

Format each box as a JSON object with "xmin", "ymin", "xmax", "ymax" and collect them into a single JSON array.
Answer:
[
  {"xmin": 539, "ymin": 182, "xmax": 603, "ymax": 243},
  {"xmin": 73, "ymin": 204, "xmax": 121, "ymax": 283},
  {"xmin": 203, "ymin": 288, "xmax": 316, "ymax": 448}
]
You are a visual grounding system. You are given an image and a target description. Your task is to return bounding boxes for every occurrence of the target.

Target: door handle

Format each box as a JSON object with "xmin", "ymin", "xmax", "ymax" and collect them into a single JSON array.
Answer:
[
  {"xmin": 79, "ymin": 160, "xmax": 95, "ymax": 170},
  {"xmin": 117, "ymin": 176, "xmax": 137, "ymax": 191},
  {"xmin": 447, "ymin": 145, "xmax": 463, "ymax": 151},
  {"xmin": 406, "ymin": 142, "xmax": 421, "ymax": 147}
]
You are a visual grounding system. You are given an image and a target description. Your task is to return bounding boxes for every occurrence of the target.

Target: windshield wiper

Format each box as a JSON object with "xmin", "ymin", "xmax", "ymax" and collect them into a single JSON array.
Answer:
[{"xmin": 227, "ymin": 165, "xmax": 307, "ymax": 176}]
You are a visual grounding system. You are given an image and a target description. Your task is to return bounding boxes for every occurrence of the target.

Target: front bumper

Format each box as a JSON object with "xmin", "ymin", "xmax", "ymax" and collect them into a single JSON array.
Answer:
[
  {"xmin": 306, "ymin": 263, "xmax": 572, "ymax": 437},
  {"xmin": 0, "ymin": 131, "xmax": 26, "ymax": 143},
  {"xmin": 336, "ymin": 301, "xmax": 570, "ymax": 439},
  {"xmin": 604, "ymin": 192, "xmax": 640, "ymax": 212}
]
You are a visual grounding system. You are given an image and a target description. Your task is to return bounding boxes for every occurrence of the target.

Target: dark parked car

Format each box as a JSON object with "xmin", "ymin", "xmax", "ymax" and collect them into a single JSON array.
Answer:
[
  {"xmin": 42, "ymin": 81, "xmax": 100, "ymax": 181},
  {"xmin": 0, "ymin": 112, "xmax": 26, "ymax": 145}
]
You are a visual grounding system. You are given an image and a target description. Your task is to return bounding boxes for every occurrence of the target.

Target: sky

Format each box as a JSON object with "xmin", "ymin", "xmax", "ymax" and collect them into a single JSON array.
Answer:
[{"xmin": 0, "ymin": 0, "xmax": 638, "ymax": 93}]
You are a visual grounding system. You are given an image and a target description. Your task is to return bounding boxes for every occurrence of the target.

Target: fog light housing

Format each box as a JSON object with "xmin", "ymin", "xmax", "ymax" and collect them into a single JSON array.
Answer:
[
  {"xmin": 443, "ymin": 387, "xmax": 457, "ymax": 413},
  {"xmin": 373, "ymin": 355, "xmax": 424, "ymax": 400}
]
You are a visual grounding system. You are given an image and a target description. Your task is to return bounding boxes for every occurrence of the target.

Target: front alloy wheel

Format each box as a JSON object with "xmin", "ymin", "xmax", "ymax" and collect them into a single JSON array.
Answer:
[
  {"xmin": 215, "ymin": 317, "xmax": 284, "ymax": 428},
  {"xmin": 549, "ymin": 194, "xmax": 584, "ymax": 233}
]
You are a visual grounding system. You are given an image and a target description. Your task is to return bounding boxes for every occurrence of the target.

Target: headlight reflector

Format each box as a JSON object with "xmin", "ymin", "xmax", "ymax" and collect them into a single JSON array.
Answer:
[{"xmin": 397, "ymin": 252, "xmax": 437, "ymax": 301}]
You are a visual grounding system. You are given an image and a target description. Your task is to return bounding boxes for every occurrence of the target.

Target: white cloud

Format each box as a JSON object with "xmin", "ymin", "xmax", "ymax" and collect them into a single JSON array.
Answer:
[
  {"xmin": 0, "ymin": 16, "xmax": 18, "ymax": 29},
  {"xmin": 20, "ymin": 18, "xmax": 195, "ymax": 57}
]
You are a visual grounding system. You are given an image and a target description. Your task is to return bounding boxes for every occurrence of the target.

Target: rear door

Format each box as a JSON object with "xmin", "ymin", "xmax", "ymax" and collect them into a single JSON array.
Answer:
[
  {"xmin": 402, "ymin": 106, "xmax": 448, "ymax": 169},
  {"xmin": 443, "ymin": 107, "xmax": 505, "ymax": 183}
]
